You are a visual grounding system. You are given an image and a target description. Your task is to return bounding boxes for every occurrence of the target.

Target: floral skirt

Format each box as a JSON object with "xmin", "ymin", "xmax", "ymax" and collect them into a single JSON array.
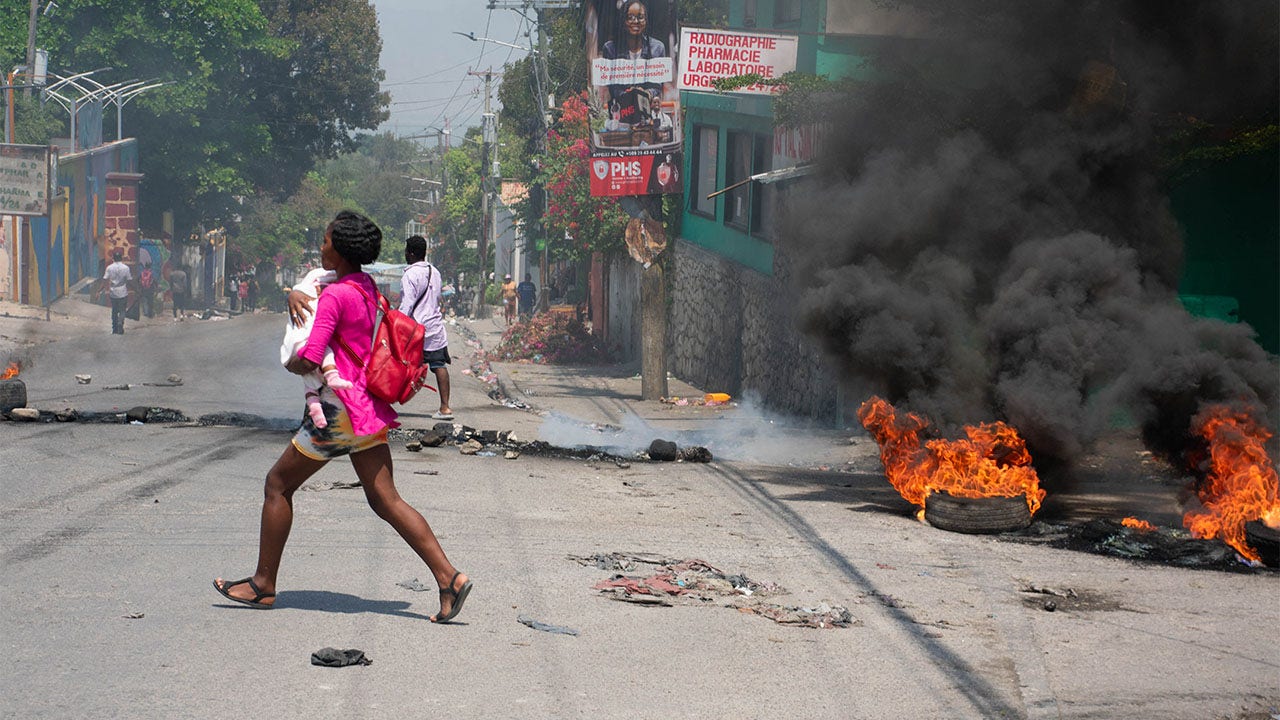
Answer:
[{"xmin": 291, "ymin": 386, "xmax": 387, "ymax": 460}]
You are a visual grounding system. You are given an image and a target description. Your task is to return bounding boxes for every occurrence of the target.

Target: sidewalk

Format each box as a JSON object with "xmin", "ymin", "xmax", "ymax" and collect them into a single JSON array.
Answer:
[{"xmin": 448, "ymin": 312, "xmax": 871, "ymax": 469}]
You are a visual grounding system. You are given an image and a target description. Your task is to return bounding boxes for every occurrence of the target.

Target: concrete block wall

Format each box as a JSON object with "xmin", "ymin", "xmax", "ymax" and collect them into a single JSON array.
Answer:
[{"xmin": 668, "ymin": 238, "xmax": 838, "ymax": 418}]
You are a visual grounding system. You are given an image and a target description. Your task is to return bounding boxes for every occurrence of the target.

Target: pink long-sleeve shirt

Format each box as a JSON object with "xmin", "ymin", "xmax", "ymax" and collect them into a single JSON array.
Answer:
[{"xmin": 299, "ymin": 272, "xmax": 399, "ymax": 435}]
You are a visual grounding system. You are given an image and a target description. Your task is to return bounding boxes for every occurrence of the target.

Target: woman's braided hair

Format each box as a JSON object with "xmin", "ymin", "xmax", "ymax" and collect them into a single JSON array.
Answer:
[{"xmin": 328, "ymin": 210, "xmax": 382, "ymax": 265}]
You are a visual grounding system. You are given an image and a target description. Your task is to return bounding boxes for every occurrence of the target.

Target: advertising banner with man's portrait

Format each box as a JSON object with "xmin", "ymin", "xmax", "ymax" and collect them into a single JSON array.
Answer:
[{"xmin": 585, "ymin": 0, "xmax": 682, "ymax": 197}]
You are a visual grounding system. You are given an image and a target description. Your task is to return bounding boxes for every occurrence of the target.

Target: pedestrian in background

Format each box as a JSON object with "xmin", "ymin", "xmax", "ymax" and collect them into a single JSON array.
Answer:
[
  {"xmin": 214, "ymin": 211, "xmax": 471, "ymax": 622},
  {"xmin": 516, "ymin": 272, "xmax": 537, "ymax": 321},
  {"xmin": 100, "ymin": 250, "xmax": 133, "ymax": 335},
  {"xmin": 246, "ymin": 275, "xmax": 258, "ymax": 313},
  {"xmin": 401, "ymin": 235, "xmax": 454, "ymax": 421},
  {"xmin": 501, "ymin": 273, "xmax": 517, "ymax": 326},
  {"xmin": 169, "ymin": 265, "xmax": 189, "ymax": 319},
  {"xmin": 138, "ymin": 262, "xmax": 156, "ymax": 318},
  {"xmin": 237, "ymin": 275, "xmax": 249, "ymax": 312}
]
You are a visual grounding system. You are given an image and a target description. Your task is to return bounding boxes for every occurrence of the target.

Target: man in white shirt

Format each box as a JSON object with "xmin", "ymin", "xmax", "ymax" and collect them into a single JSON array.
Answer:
[
  {"xmin": 100, "ymin": 250, "xmax": 133, "ymax": 335},
  {"xmin": 400, "ymin": 235, "xmax": 453, "ymax": 420}
]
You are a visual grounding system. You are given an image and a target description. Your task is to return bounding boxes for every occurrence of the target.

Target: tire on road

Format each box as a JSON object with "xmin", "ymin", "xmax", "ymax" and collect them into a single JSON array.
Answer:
[
  {"xmin": 924, "ymin": 492, "xmax": 1033, "ymax": 534},
  {"xmin": 0, "ymin": 378, "xmax": 26, "ymax": 413},
  {"xmin": 1244, "ymin": 520, "xmax": 1279, "ymax": 568}
]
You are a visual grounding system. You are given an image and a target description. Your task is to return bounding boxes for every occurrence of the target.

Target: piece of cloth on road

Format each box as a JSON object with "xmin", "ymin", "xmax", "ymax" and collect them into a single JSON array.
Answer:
[
  {"xmin": 517, "ymin": 615, "xmax": 579, "ymax": 636},
  {"xmin": 310, "ymin": 648, "xmax": 372, "ymax": 667}
]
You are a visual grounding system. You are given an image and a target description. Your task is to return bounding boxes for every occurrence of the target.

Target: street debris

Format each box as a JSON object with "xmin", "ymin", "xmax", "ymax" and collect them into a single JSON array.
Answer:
[
  {"xmin": 412, "ymin": 469, "xmax": 440, "ymax": 476},
  {"xmin": 491, "ymin": 313, "xmax": 613, "ymax": 365},
  {"xmin": 75, "ymin": 374, "xmax": 91, "ymax": 384},
  {"xmin": 575, "ymin": 552, "xmax": 854, "ymax": 629},
  {"xmin": 661, "ymin": 393, "xmax": 734, "ymax": 407},
  {"xmin": 303, "ymin": 480, "xmax": 362, "ymax": 492},
  {"xmin": 9, "ymin": 407, "xmax": 39, "ymax": 421},
  {"xmin": 122, "ymin": 612, "xmax": 144, "ymax": 619},
  {"xmin": 648, "ymin": 438, "xmax": 678, "ymax": 461},
  {"xmin": 504, "ymin": 450, "xmax": 520, "ymax": 460},
  {"xmin": 310, "ymin": 648, "xmax": 372, "ymax": 667},
  {"xmin": 1005, "ymin": 518, "xmax": 1261, "ymax": 571},
  {"xmin": 646, "ymin": 438, "xmax": 712, "ymax": 463},
  {"xmin": 517, "ymin": 615, "xmax": 579, "ymax": 636},
  {"xmin": 396, "ymin": 578, "xmax": 432, "ymax": 592},
  {"xmin": 459, "ymin": 439, "xmax": 483, "ymax": 455}
]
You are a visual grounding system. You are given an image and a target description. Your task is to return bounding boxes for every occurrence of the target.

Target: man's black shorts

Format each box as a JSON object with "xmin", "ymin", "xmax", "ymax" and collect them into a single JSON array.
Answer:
[{"xmin": 423, "ymin": 346, "xmax": 451, "ymax": 370}]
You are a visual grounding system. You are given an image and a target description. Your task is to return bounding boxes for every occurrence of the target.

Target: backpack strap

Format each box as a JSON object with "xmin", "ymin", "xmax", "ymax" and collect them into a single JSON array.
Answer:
[{"xmin": 334, "ymin": 278, "xmax": 385, "ymax": 370}]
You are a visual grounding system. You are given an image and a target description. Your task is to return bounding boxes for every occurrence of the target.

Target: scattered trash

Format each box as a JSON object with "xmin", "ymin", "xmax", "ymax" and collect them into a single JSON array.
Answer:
[
  {"xmin": 459, "ymin": 439, "xmax": 483, "ymax": 455},
  {"xmin": 504, "ymin": 450, "xmax": 520, "ymax": 460},
  {"xmin": 579, "ymin": 552, "xmax": 850, "ymax": 628},
  {"xmin": 310, "ymin": 648, "xmax": 372, "ymax": 667},
  {"xmin": 476, "ymin": 450, "xmax": 497, "ymax": 457},
  {"xmin": 75, "ymin": 374, "xmax": 91, "ymax": 384},
  {"xmin": 413, "ymin": 469, "xmax": 440, "ymax": 476},
  {"xmin": 129, "ymin": 420, "xmax": 143, "ymax": 426},
  {"xmin": 677, "ymin": 445, "xmax": 713, "ymax": 463},
  {"xmin": 517, "ymin": 615, "xmax": 579, "ymax": 636},
  {"xmin": 302, "ymin": 480, "xmax": 362, "ymax": 491},
  {"xmin": 122, "ymin": 612, "xmax": 144, "ymax": 619},
  {"xmin": 104, "ymin": 384, "xmax": 131, "ymax": 391},
  {"xmin": 396, "ymin": 578, "xmax": 432, "ymax": 592},
  {"xmin": 704, "ymin": 392, "xmax": 731, "ymax": 405},
  {"xmin": 9, "ymin": 407, "xmax": 40, "ymax": 421}
]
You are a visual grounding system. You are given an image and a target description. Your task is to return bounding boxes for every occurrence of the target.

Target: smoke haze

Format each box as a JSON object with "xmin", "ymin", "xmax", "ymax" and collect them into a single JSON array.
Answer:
[{"xmin": 789, "ymin": 0, "xmax": 1279, "ymax": 463}]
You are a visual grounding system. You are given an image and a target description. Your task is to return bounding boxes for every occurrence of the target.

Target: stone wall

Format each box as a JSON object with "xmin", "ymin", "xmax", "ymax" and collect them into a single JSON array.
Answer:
[{"xmin": 667, "ymin": 238, "xmax": 838, "ymax": 419}]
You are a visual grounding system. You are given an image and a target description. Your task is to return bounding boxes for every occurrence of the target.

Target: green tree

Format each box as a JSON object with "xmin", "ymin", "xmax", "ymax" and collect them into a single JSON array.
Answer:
[
  {"xmin": 19, "ymin": 0, "xmax": 388, "ymax": 232},
  {"xmin": 533, "ymin": 92, "xmax": 628, "ymax": 262}
]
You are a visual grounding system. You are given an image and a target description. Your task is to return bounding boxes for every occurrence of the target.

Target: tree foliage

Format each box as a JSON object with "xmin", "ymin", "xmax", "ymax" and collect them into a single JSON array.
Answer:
[
  {"xmin": 9, "ymin": 0, "xmax": 389, "ymax": 232},
  {"xmin": 532, "ymin": 92, "xmax": 628, "ymax": 262}
]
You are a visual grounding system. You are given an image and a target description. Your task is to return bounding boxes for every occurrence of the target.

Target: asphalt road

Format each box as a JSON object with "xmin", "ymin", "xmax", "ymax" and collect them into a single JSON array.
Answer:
[{"xmin": 1, "ymin": 301, "xmax": 1277, "ymax": 719}]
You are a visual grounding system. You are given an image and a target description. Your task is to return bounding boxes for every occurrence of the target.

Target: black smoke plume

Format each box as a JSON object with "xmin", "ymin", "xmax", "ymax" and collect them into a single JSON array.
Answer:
[{"xmin": 788, "ymin": 0, "xmax": 1279, "ymax": 464}]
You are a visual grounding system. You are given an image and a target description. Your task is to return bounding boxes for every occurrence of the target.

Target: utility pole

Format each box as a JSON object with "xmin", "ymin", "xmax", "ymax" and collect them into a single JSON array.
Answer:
[
  {"xmin": 24, "ymin": 0, "xmax": 38, "ymax": 97},
  {"xmin": 487, "ymin": 0, "xmax": 570, "ymax": 312},
  {"xmin": 468, "ymin": 68, "xmax": 497, "ymax": 319}
]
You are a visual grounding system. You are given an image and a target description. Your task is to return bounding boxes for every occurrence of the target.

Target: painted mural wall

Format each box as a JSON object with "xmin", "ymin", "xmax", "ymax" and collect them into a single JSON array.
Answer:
[{"xmin": 16, "ymin": 139, "xmax": 139, "ymax": 306}]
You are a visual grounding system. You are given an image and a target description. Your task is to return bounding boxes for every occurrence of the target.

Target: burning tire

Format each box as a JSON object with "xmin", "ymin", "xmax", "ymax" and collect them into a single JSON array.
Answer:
[
  {"xmin": 923, "ymin": 492, "xmax": 1033, "ymax": 534},
  {"xmin": 0, "ymin": 379, "xmax": 26, "ymax": 413},
  {"xmin": 1244, "ymin": 521, "xmax": 1279, "ymax": 568}
]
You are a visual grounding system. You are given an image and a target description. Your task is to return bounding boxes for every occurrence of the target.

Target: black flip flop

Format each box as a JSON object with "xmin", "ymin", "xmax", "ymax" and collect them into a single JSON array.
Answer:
[
  {"xmin": 433, "ymin": 572, "xmax": 472, "ymax": 623},
  {"xmin": 213, "ymin": 577, "xmax": 275, "ymax": 609}
]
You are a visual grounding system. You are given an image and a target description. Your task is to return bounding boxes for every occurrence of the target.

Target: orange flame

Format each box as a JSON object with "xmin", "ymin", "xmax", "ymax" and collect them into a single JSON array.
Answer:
[
  {"xmin": 1121, "ymin": 517, "xmax": 1157, "ymax": 532},
  {"xmin": 0, "ymin": 362, "xmax": 18, "ymax": 380},
  {"xmin": 1182, "ymin": 404, "xmax": 1280, "ymax": 562},
  {"xmin": 857, "ymin": 396, "xmax": 1046, "ymax": 515}
]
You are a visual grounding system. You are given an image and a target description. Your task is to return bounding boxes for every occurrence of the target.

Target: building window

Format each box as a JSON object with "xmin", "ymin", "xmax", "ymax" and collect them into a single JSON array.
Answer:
[
  {"xmin": 775, "ymin": 0, "xmax": 800, "ymax": 24},
  {"xmin": 692, "ymin": 125, "xmax": 718, "ymax": 218},
  {"xmin": 724, "ymin": 132, "xmax": 773, "ymax": 236},
  {"xmin": 743, "ymin": 0, "xmax": 756, "ymax": 27}
]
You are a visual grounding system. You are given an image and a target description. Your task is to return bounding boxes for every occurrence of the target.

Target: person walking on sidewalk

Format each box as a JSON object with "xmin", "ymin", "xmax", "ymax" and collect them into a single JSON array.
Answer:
[
  {"xmin": 100, "ymin": 250, "xmax": 133, "ymax": 335},
  {"xmin": 516, "ymin": 272, "xmax": 537, "ymax": 321},
  {"xmin": 214, "ymin": 211, "xmax": 471, "ymax": 623},
  {"xmin": 500, "ymin": 273, "xmax": 517, "ymax": 326},
  {"xmin": 401, "ymin": 235, "xmax": 454, "ymax": 421},
  {"xmin": 168, "ymin": 265, "xmax": 189, "ymax": 319}
]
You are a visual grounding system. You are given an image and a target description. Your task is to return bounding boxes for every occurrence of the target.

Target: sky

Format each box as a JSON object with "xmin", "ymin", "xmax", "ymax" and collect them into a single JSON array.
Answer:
[{"xmin": 371, "ymin": 0, "xmax": 534, "ymax": 142}]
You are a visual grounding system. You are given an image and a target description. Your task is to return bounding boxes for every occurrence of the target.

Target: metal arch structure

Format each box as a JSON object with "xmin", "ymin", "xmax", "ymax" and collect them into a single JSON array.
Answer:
[{"xmin": 41, "ymin": 69, "xmax": 170, "ymax": 152}]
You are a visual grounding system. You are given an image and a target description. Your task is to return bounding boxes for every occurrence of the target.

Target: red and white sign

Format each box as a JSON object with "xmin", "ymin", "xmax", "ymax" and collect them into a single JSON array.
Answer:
[
  {"xmin": 677, "ymin": 27, "xmax": 798, "ymax": 95},
  {"xmin": 588, "ymin": 152, "xmax": 683, "ymax": 197}
]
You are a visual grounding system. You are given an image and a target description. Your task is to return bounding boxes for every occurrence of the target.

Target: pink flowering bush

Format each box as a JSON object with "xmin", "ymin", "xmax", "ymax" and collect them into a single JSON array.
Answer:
[
  {"xmin": 536, "ymin": 92, "xmax": 628, "ymax": 262},
  {"xmin": 493, "ymin": 313, "xmax": 614, "ymax": 365}
]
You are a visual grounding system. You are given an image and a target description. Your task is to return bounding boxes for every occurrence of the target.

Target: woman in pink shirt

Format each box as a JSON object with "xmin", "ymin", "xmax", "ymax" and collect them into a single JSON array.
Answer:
[{"xmin": 214, "ymin": 211, "xmax": 471, "ymax": 623}]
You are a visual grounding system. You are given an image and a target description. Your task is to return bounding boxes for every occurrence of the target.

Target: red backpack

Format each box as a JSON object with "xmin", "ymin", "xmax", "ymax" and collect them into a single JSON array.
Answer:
[{"xmin": 336, "ymin": 282, "xmax": 433, "ymax": 404}]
